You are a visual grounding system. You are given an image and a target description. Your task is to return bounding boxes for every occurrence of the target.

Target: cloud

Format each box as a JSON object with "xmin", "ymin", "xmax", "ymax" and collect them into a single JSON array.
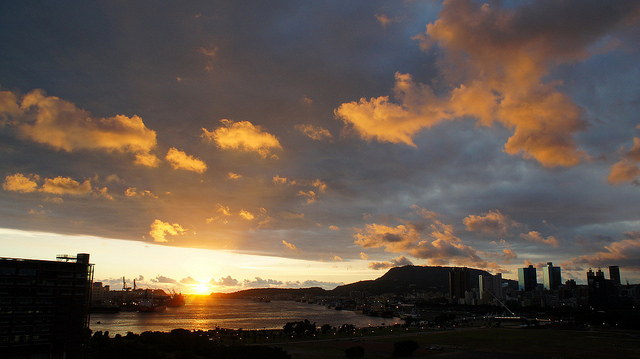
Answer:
[
  {"xmin": 520, "ymin": 231, "xmax": 559, "ymax": 247},
  {"xmin": 41, "ymin": 176, "xmax": 92, "ymax": 195},
  {"xmin": 573, "ymin": 234, "xmax": 640, "ymax": 270},
  {"xmin": 312, "ymin": 179, "xmax": 328, "ymax": 193},
  {"xmin": 329, "ymin": 225, "xmax": 340, "ymax": 231},
  {"xmin": 125, "ymin": 187, "xmax": 158, "ymax": 199},
  {"xmin": 202, "ymin": 119, "xmax": 281, "ymax": 158},
  {"xmin": 210, "ymin": 275, "xmax": 239, "ymax": 287},
  {"xmin": 152, "ymin": 275, "xmax": 178, "ymax": 284},
  {"xmin": 332, "ymin": 255, "xmax": 343, "ymax": 262},
  {"xmin": 337, "ymin": 0, "xmax": 640, "ymax": 167},
  {"xmin": 3, "ymin": 173, "xmax": 39, "ymax": 193},
  {"xmin": 359, "ymin": 252, "xmax": 369, "ymax": 260},
  {"xmin": 238, "ymin": 210, "xmax": 255, "ymax": 220},
  {"xmin": 282, "ymin": 239, "xmax": 300, "ymax": 253},
  {"xmin": 463, "ymin": 210, "xmax": 520, "ymax": 236},
  {"xmin": 297, "ymin": 190, "xmax": 317, "ymax": 204},
  {"xmin": 165, "ymin": 147, "xmax": 207, "ymax": 173},
  {"xmin": 4, "ymin": 173, "xmax": 94, "ymax": 196},
  {"xmin": 149, "ymin": 219, "xmax": 187, "ymax": 243},
  {"xmin": 243, "ymin": 277, "xmax": 284, "ymax": 288},
  {"xmin": 354, "ymin": 223, "xmax": 421, "ymax": 252},
  {"xmin": 295, "ymin": 124, "xmax": 333, "ymax": 141},
  {"xmin": 1, "ymin": 89, "xmax": 157, "ymax": 164},
  {"xmin": 228, "ymin": 172, "xmax": 242, "ymax": 180},
  {"xmin": 375, "ymin": 14, "xmax": 399, "ymax": 28},
  {"xmin": 354, "ymin": 215, "xmax": 499, "ymax": 270},
  {"xmin": 180, "ymin": 276, "xmax": 199, "ymax": 285},
  {"xmin": 608, "ymin": 135, "xmax": 640, "ymax": 184},
  {"xmin": 273, "ymin": 175, "xmax": 295, "ymax": 185},
  {"xmin": 368, "ymin": 255, "xmax": 414, "ymax": 270}
]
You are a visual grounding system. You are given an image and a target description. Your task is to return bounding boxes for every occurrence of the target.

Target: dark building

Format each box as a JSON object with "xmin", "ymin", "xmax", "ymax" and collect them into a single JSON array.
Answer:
[
  {"xmin": 587, "ymin": 268, "xmax": 615, "ymax": 309},
  {"xmin": 449, "ymin": 267, "xmax": 470, "ymax": 300},
  {"xmin": 609, "ymin": 266, "xmax": 621, "ymax": 286},
  {"xmin": 543, "ymin": 262, "xmax": 562, "ymax": 290},
  {"xmin": 518, "ymin": 265, "xmax": 537, "ymax": 291},
  {"xmin": 0, "ymin": 253, "xmax": 94, "ymax": 359}
]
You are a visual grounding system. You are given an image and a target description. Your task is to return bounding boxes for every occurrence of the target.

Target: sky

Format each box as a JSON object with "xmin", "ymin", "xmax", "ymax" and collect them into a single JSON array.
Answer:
[{"xmin": 2, "ymin": 0, "xmax": 640, "ymax": 294}]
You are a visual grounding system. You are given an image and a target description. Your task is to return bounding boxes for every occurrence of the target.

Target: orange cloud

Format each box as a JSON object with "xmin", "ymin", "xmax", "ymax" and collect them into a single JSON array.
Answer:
[
  {"xmin": 573, "ymin": 233, "xmax": 640, "ymax": 270},
  {"xmin": 520, "ymin": 231, "xmax": 559, "ymax": 247},
  {"xmin": 1, "ymin": 89, "xmax": 158, "ymax": 165},
  {"xmin": 40, "ymin": 176, "xmax": 92, "ymax": 195},
  {"xmin": 295, "ymin": 124, "xmax": 333, "ymax": 141},
  {"xmin": 337, "ymin": 0, "xmax": 640, "ymax": 167},
  {"xmin": 282, "ymin": 239, "xmax": 300, "ymax": 253},
  {"xmin": 3, "ymin": 173, "xmax": 96, "ymax": 196},
  {"xmin": 202, "ymin": 119, "xmax": 281, "ymax": 158},
  {"xmin": 165, "ymin": 148, "xmax": 207, "ymax": 173},
  {"xmin": 3, "ymin": 173, "xmax": 39, "ymax": 193},
  {"xmin": 608, "ymin": 135, "xmax": 640, "ymax": 184},
  {"xmin": 354, "ymin": 215, "xmax": 500, "ymax": 270},
  {"xmin": 149, "ymin": 219, "xmax": 187, "ymax": 243},
  {"xmin": 368, "ymin": 255, "xmax": 413, "ymax": 270},
  {"xmin": 463, "ymin": 210, "xmax": 520, "ymax": 236},
  {"xmin": 125, "ymin": 187, "xmax": 158, "ymax": 199}
]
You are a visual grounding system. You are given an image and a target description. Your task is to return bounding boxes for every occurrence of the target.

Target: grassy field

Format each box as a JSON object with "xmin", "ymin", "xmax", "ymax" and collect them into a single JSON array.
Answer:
[{"xmin": 276, "ymin": 326, "xmax": 640, "ymax": 358}]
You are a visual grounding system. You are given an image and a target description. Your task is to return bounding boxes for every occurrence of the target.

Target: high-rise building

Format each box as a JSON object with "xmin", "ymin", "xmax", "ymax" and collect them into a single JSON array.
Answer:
[
  {"xmin": 0, "ymin": 253, "xmax": 94, "ymax": 359},
  {"xmin": 479, "ymin": 273, "xmax": 503, "ymax": 301},
  {"xmin": 449, "ymin": 267, "xmax": 470, "ymax": 300},
  {"xmin": 543, "ymin": 262, "xmax": 562, "ymax": 290},
  {"xmin": 609, "ymin": 266, "xmax": 621, "ymax": 286},
  {"xmin": 518, "ymin": 265, "xmax": 537, "ymax": 291},
  {"xmin": 587, "ymin": 268, "xmax": 609, "ymax": 308}
]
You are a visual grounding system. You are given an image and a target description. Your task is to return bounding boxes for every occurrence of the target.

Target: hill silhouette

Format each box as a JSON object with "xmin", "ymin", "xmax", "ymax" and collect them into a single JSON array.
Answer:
[{"xmin": 214, "ymin": 265, "xmax": 495, "ymax": 298}]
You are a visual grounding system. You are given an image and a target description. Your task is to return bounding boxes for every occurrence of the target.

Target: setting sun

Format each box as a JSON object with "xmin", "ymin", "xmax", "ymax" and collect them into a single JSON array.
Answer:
[{"xmin": 193, "ymin": 283, "xmax": 211, "ymax": 295}]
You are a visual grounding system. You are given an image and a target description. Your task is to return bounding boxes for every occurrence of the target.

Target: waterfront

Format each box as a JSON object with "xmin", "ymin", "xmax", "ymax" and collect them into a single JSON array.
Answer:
[{"xmin": 90, "ymin": 296, "xmax": 400, "ymax": 336}]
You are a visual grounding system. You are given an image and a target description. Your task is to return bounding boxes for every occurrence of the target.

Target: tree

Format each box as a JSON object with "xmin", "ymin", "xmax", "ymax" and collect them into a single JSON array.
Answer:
[{"xmin": 345, "ymin": 345, "xmax": 365, "ymax": 359}]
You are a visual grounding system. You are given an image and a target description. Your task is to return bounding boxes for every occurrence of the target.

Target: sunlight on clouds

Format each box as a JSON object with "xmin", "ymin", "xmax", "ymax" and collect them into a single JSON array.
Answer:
[
  {"xmin": 295, "ymin": 124, "xmax": 333, "ymax": 141},
  {"xmin": 1, "ymin": 89, "xmax": 157, "ymax": 164},
  {"xmin": 4, "ymin": 173, "xmax": 93, "ymax": 196},
  {"xmin": 165, "ymin": 147, "xmax": 207, "ymax": 173},
  {"xmin": 3, "ymin": 173, "xmax": 39, "ymax": 193},
  {"xmin": 463, "ymin": 210, "xmax": 520, "ymax": 236},
  {"xmin": 202, "ymin": 119, "xmax": 281, "ymax": 158},
  {"xmin": 334, "ymin": 0, "xmax": 640, "ymax": 167},
  {"xmin": 125, "ymin": 187, "xmax": 158, "ymax": 199},
  {"xmin": 368, "ymin": 255, "xmax": 413, "ymax": 270},
  {"xmin": 520, "ymin": 231, "xmax": 559, "ymax": 247},
  {"xmin": 149, "ymin": 219, "xmax": 187, "ymax": 243},
  {"xmin": 608, "ymin": 135, "xmax": 640, "ymax": 184},
  {"xmin": 282, "ymin": 239, "xmax": 300, "ymax": 254}
]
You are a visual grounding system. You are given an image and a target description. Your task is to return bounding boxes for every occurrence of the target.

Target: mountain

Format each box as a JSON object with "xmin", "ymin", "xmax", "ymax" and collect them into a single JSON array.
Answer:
[
  {"xmin": 330, "ymin": 265, "xmax": 492, "ymax": 296},
  {"xmin": 214, "ymin": 265, "xmax": 495, "ymax": 298}
]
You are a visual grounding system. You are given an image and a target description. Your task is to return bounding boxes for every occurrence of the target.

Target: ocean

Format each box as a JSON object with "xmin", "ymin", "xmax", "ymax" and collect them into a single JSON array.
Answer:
[{"xmin": 90, "ymin": 296, "xmax": 400, "ymax": 336}]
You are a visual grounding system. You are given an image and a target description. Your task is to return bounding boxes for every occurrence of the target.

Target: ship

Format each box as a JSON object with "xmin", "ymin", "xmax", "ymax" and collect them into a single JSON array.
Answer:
[
  {"xmin": 166, "ymin": 290, "xmax": 186, "ymax": 307},
  {"xmin": 138, "ymin": 290, "xmax": 167, "ymax": 312}
]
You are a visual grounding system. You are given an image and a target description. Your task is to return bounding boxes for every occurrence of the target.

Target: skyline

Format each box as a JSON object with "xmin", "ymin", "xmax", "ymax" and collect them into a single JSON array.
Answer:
[{"xmin": 2, "ymin": 0, "xmax": 640, "ymax": 294}]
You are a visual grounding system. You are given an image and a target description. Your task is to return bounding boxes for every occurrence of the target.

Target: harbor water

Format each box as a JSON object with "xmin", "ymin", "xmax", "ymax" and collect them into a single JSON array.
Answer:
[{"xmin": 90, "ymin": 296, "xmax": 400, "ymax": 336}]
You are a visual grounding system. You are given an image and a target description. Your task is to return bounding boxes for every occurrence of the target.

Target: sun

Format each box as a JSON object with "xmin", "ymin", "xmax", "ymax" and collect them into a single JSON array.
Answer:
[{"xmin": 193, "ymin": 282, "xmax": 211, "ymax": 295}]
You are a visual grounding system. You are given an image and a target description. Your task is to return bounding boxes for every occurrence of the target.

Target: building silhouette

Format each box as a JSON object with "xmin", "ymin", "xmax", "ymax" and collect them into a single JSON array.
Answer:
[
  {"xmin": 0, "ymin": 253, "xmax": 93, "ymax": 359},
  {"xmin": 609, "ymin": 266, "xmax": 621, "ymax": 286},
  {"xmin": 543, "ymin": 262, "xmax": 562, "ymax": 290},
  {"xmin": 479, "ymin": 273, "xmax": 503, "ymax": 303},
  {"xmin": 518, "ymin": 265, "xmax": 537, "ymax": 291},
  {"xmin": 449, "ymin": 267, "xmax": 470, "ymax": 300}
]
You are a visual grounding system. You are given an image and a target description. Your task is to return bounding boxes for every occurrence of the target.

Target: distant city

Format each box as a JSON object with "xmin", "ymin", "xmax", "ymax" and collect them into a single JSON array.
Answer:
[{"xmin": 1, "ymin": 253, "xmax": 639, "ymax": 358}]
